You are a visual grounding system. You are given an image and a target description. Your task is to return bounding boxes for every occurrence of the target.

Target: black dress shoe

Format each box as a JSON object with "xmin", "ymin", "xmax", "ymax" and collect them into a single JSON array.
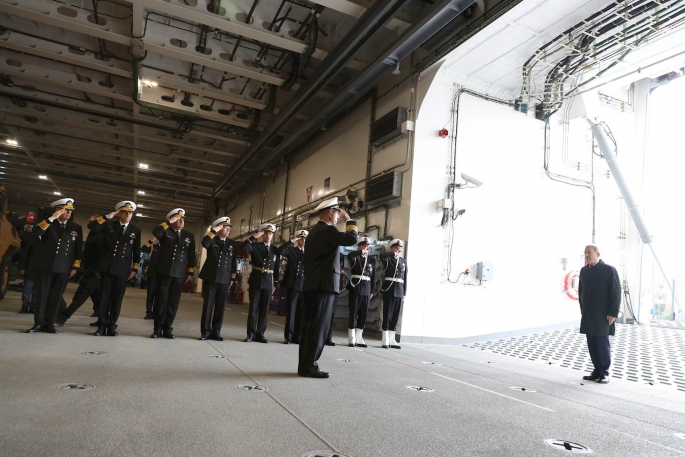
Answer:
[
  {"xmin": 324, "ymin": 341, "xmax": 335, "ymax": 347},
  {"xmin": 107, "ymin": 329, "xmax": 118, "ymax": 337},
  {"xmin": 28, "ymin": 308, "xmax": 36, "ymax": 314},
  {"xmin": 18, "ymin": 307, "xmax": 29, "ymax": 314},
  {"xmin": 44, "ymin": 325, "xmax": 58, "ymax": 334},
  {"xmin": 355, "ymin": 343, "xmax": 368, "ymax": 348},
  {"xmin": 143, "ymin": 314, "xmax": 153, "ymax": 320},
  {"xmin": 209, "ymin": 335, "xmax": 224, "ymax": 341},
  {"xmin": 162, "ymin": 331, "xmax": 175, "ymax": 339},
  {"xmin": 298, "ymin": 370, "xmax": 330, "ymax": 379},
  {"xmin": 255, "ymin": 337, "xmax": 268, "ymax": 344},
  {"xmin": 382, "ymin": 345, "xmax": 389, "ymax": 349},
  {"xmin": 244, "ymin": 336, "xmax": 254, "ymax": 342},
  {"xmin": 94, "ymin": 327, "xmax": 105, "ymax": 336},
  {"xmin": 150, "ymin": 330, "xmax": 162, "ymax": 339},
  {"xmin": 597, "ymin": 376, "xmax": 609, "ymax": 384},
  {"xmin": 26, "ymin": 324, "xmax": 45, "ymax": 334},
  {"xmin": 390, "ymin": 344, "xmax": 401, "ymax": 349},
  {"xmin": 582, "ymin": 374, "xmax": 600, "ymax": 381},
  {"xmin": 89, "ymin": 321, "xmax": 100, "ymax": 327}
]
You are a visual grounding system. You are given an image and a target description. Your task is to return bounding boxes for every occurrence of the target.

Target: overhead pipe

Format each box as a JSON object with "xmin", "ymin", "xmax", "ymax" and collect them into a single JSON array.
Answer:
[
  {"xmin": 216, "ymin": 0, "xmax": 477, "ymax": 204},
  {"xmin": 212, "ymin": 0, "xmax": 413, "ymax": 199}
]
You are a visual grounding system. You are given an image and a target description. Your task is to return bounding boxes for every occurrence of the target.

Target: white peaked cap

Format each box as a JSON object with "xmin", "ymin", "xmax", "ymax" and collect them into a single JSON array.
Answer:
[
  {"xmin": 390, "ymin": 239, "xmax": 403, "ymax": 247},
  {"xmin": 167, "ymin": 208, "xmax": 185, "ymax": 220},
  {"xmin": 212, "ymin": 216, "xmax": 232, "ymax": 227},
  {"xmin": 51, "ymin": 198, "xmax": 75, "ymax": 210},
  {"xmin": 295, "ymin": 230, "xmax": 308, "ymax": 238},
  {"xmin": 116, "ymin": 201, "xmax": 137, "ymax": 212},
  {"xmin": 259, "ymin": 223, "xmax": 276, "ymax": 233},
  {"xmin": 358, "ymin": 236, "xmax": 371, "ymax": 245},
  {"xmin": 314, "ymin": 197, "xmax": 340, "ymax": 212}
]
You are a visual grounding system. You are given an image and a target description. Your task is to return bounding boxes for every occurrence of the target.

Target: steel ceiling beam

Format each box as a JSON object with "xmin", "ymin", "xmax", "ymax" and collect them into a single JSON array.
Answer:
[
  {"xmin": 217, "ymin": 0, "xmax": 477, "ymax": 202},
  {"xmin": 212, "ymin": 0, "xmax": 412, "ymax": 198}
]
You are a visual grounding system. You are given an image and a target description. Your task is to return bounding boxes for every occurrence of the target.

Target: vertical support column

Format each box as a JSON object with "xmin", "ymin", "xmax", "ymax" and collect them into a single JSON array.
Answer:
[{"xmin": 131, "ymin": 0, "xmax": 145, "ymax": 202}]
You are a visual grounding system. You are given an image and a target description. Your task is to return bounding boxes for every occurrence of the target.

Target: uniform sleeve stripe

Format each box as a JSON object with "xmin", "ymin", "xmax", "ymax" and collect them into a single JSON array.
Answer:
[
  {"xmin": 38, "ymin": 220, "xmax": 50, "ymax": 230},
  {"xmin": 187, "ymin": 268, "xmax": 195, "ymax": 273},
  {"xmin": 161, "ymin": 222, "xmax": 169, "ymax": 230},
  {"xmin": 231, "ymin": 273, "xmax": 237, "ymax": 279},
  {"xmin": 72, "ymin": 260, "xmax": 81, "ymax": 268},
  {"xmin": 132, "ymin": 263, "xmax": 140, "ymax": 270},
  {"xmin": 96, "ymin": 216, "xmax": 106, "ymax": 224},
  {"xmin": 207, "ymin": 232, "xmax": 215, "ymax": 239},
  {"xmin": 346, "ymin": 225, "xmax": 358, "ymax": 233}
]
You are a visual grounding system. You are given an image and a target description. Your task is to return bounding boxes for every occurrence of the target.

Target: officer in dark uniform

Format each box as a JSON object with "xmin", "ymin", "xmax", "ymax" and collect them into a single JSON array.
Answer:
[
  {"xmin": 141, "ymin": 238, "xmax": 160, "ymax": 320},
  {"xmin": 88, "ymin": 201, "xmax": 141, "ymax": 336},
  {"xmin": 347, "ymin": 236, "xmax": 375, "ymax": 347},
  {"xmin": 299, "ymin": 197, "xmax": 357, "ymax": 378},
  {"xmin": 19, "ymin": 228, "xmax": 40, "ymax": 314},
  {"xmin": 198, "ymin": 216, "xmax": 237, "ymax": 341},
  {"xmin": 380, "ymin": 239, "xmax": 407, "ymax": 349},
  {"xmin": 151, "ymin": 208, "xmax": 196, "ymax": 339},
  {"xmin": 26, "ymin": 198, "xmax": 83, "ymax": 334},
  {"xmin": 55, "ymin": 214, "xmax": 105, "ymax": 325},
  {"xmin": 242, "ymin": 223, "xmax": 280, "ymax": 343},
  {"xmin": 278, "ymin": 229, "xmax": 308, "ymax": 344}
]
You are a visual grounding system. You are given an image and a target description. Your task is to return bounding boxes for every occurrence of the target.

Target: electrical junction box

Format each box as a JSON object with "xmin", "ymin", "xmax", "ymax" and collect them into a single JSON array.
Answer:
[{"xmin": 476, "ymin": 262, "xmax": 493, "ymax": 282}]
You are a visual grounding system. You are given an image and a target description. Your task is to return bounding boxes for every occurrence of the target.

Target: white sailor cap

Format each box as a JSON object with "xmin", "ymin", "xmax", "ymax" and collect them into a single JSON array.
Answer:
[
  {"xmin": 51, "ymin": 198, "xmax": 75, "ymax": 210},
  {"xmin": 166, "ymin": 208, "xmax": 185, "ymax": 220},
  {"xmin": 116, "ymin": 200, "xmax": 136, "ymax": 212},
  {"xmin": 212, "ymin": 216, "xmax": 232, "ymax": 227},
  {"xmin": 358, "ymin": 236, "xmax": 371, "ymax": 246},
  {"xmin": 390, "ymin": 239, "xmax": 403, "ymax": 248},
  {"xmin": 295, "ymin": 229, "xmax": 308, "ymax": 238},
  {"xmin": 314, "ymin": 197, "xmax": 340, "ymax": 213},
  {"xmin": 259, "ymin": 223, "xmax": 276, "ymax": 233}
]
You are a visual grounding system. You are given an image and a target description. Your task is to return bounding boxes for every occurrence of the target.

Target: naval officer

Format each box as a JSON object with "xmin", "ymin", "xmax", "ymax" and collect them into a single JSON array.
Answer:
[
  {"xmin": 347, "ymin": 236, "xmax": 375, "ymax": 347},
  {"xmin": 198, "ymin": 217, "xmax": 237, "ymax": 341},
  {"xmin": 299, "ymin": 197, "xmax": 358, "ymax": 378},
  {"xmin": 151, "ymin": 208, "xmax": 196, "ymax": 339},
  {"xmin": 88, "ymin": 201, "xmax": 141, "ymax": 337},
  {"xmin": 380, "ymin": 239, "xmax": 407, "ymax": 349},
  {"xmin": 26, "ymin": 198, "xmax": 83, "ymax": 334},
  {"xmin": 278, "ymin": 229, "xmax": 308, "ymax": 344},
  {"xmin": 242, "ymin": 223, "xmax": 280, "ymax": 343}
]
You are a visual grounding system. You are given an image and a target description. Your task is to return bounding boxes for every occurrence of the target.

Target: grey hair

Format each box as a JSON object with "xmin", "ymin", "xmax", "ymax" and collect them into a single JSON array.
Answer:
[{"xmin": 585, "ymin": 244, "xmax": 600, "ymax": 254}]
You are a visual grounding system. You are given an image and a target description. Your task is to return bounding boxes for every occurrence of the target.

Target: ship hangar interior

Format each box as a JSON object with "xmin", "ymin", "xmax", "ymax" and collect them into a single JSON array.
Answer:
[{"xmin": 1, "ymin": 0, "xmax": 685, "ymax": 455}]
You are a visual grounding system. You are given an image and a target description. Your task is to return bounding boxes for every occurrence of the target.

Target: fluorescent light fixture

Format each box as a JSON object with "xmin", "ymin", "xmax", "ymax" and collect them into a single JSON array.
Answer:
[
  {"xmin": 54, "ymin": 191, "xmax": 62, "ymax": 195},
  {"xmin": 137, "ymin": 204, "xmax": 144, "ymax": 208},
  {"xmin": 137, "ymin": 190, "xmax": 145, "ymax": 195},
  {"xmin": 138, "ymin": 162, "xmax": 149, "ymax": 170},
  {"xmin": 6, "ymin": 139, "xmax": 18, "ymax": 146},
  {"xmin": 136, "ymin": 213, "xmax": 144, "ymax": 217},
  {"xmin": 38, "ymin": 175, "xmax": 48, "ymax": 180},
  {"xmin": 141, "ymin": 79, "xmax": 158, "ymax": 88}
]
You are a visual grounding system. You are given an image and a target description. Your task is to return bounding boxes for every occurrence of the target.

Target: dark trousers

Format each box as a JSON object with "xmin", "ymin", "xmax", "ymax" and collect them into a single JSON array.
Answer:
[
  {"xmin": 586, "ymin": 334, "xmax": 611, "ymax": 376},
  {"xmin": 348, "ymin": 294, "xmax": 370, "ymax": 329},
  {"xmin": 33, "ymin": 272, "xmax": 69, "ymax": 326},
  {"xmin": 155, "ymin": 275, "xmax": 184, "ymax": 332},
  {"xmin": 63, "ymin": 269, "xmax": 101, "ymax": 319},
  {"xmin": 285, "ymin": 289, "xmax": 303, "ymax": 342},
  {"xmin": 201, "ymin": 282, "xmax": 228, "ymax": 337},
  {"xmin": 382, "ymin": 294, "xmax": 403, "ymax": 331},
  {"xmin": 145, "ymin": 276, "xmax": 158, "ymax": 316},
  {"xmin": 247, "ymin": 288, "xmax": 270, "ymax": 338},
  {"xmin": 299, "ymin": 291, "xmax": 336, "ymax": 374},
  {"xmin": 326, "ymin": 303, "xmax": 337, "ymax": 343},
  {"xmin": 21, "ymin": 274, "xmax": 36, "ymax": 310},
  {"xmin": 98, "ymin": 273, "xmax": 128, "ymax": 330}
]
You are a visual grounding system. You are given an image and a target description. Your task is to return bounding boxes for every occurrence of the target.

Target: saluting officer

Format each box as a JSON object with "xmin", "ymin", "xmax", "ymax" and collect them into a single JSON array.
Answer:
[
  {"xmin": 380, "ymin": 239, "xmax": 407, "ymax": 349},
  {"xmin": 141, "ymin": 238, "xmax": 160, "ymax": 320},
  {"xmin": 26, "ymin": 198, "xmax": 83, "ymax": 334},
  {"xmin": 299, "ymin": 197, "xmax": 358, "ymax": 378},
  {"xmin": 242, "ymin": 223, "xmax": 280, "ymax": 343},
  {"xmin": 88, "ymin": 201, "xmax": 142, "ymax": 337},
  {"xmin": 55, "ymin": 214, "xmax": 105, "ymax": 326},
  {"xmin": 278, "ymin": 229, "xmax": 308, "ymax": 344},
  {"xmin": 151, "ymin": 208, "xmax": 196, "ymax": 339},
  {"xmin": 198, "ymin": 217, "xmax": 237, "ymax": 341},
  {"xmin": 347, "ymin": 236, "xmax": 375, "ymax": 347}
]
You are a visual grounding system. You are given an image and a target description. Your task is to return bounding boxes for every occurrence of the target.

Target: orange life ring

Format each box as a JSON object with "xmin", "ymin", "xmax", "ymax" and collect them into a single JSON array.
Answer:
[{"xmin": 563, "ymin": 270, "xmax": 579, "ymax": 300}]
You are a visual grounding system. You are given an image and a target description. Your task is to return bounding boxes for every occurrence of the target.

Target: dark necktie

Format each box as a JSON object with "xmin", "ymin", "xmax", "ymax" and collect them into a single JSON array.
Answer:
[{"xmin": 61, "ymin": 223, "xmax": 66, "ymax": 230}]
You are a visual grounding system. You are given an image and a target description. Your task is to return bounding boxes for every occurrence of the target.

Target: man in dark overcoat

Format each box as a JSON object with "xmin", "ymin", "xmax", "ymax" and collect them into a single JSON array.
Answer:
[{"xmin": 578, "ymin": 244, "xmax": 621, "ymax": 384}]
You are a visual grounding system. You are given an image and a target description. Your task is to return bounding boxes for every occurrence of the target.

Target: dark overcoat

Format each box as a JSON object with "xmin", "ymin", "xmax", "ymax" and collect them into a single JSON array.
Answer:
[
  {"xmin": 578, "ymin": 260, "xmax": 621, "ymax": 336},
  {"xmin": 303, "ymin": 220, "xmax": 358, "ymax": 294}
]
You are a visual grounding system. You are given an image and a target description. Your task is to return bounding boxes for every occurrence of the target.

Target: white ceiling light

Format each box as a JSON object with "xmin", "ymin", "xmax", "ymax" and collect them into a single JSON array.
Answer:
[
  {"xmin": 38, "ymin": 175, "xmax": 48, "ymax": 180},
  {"xmin": 53, "ymin": 191, "xmax": 61, "ymax": 195},
  {"xmin": 137, "ymin": 204, "xmax": 144, "ymax": 208},
  {"xmin": 136, "ymin": 213, "xmax": 144, "ymax": 217},
  {"xmin": 141, "ymin": 80, "xmax": 158, "ymax": 88},
  {"xmin": 138, "ymin": 162, "xmax": 149, "ymax": 170},
  {"xmin": 137, "ymin": 190, "xmax": 145, "ymax": 195},
  {"xmin": 6, "ymin": 139, "xmax": 18, "ymax": 146}
]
